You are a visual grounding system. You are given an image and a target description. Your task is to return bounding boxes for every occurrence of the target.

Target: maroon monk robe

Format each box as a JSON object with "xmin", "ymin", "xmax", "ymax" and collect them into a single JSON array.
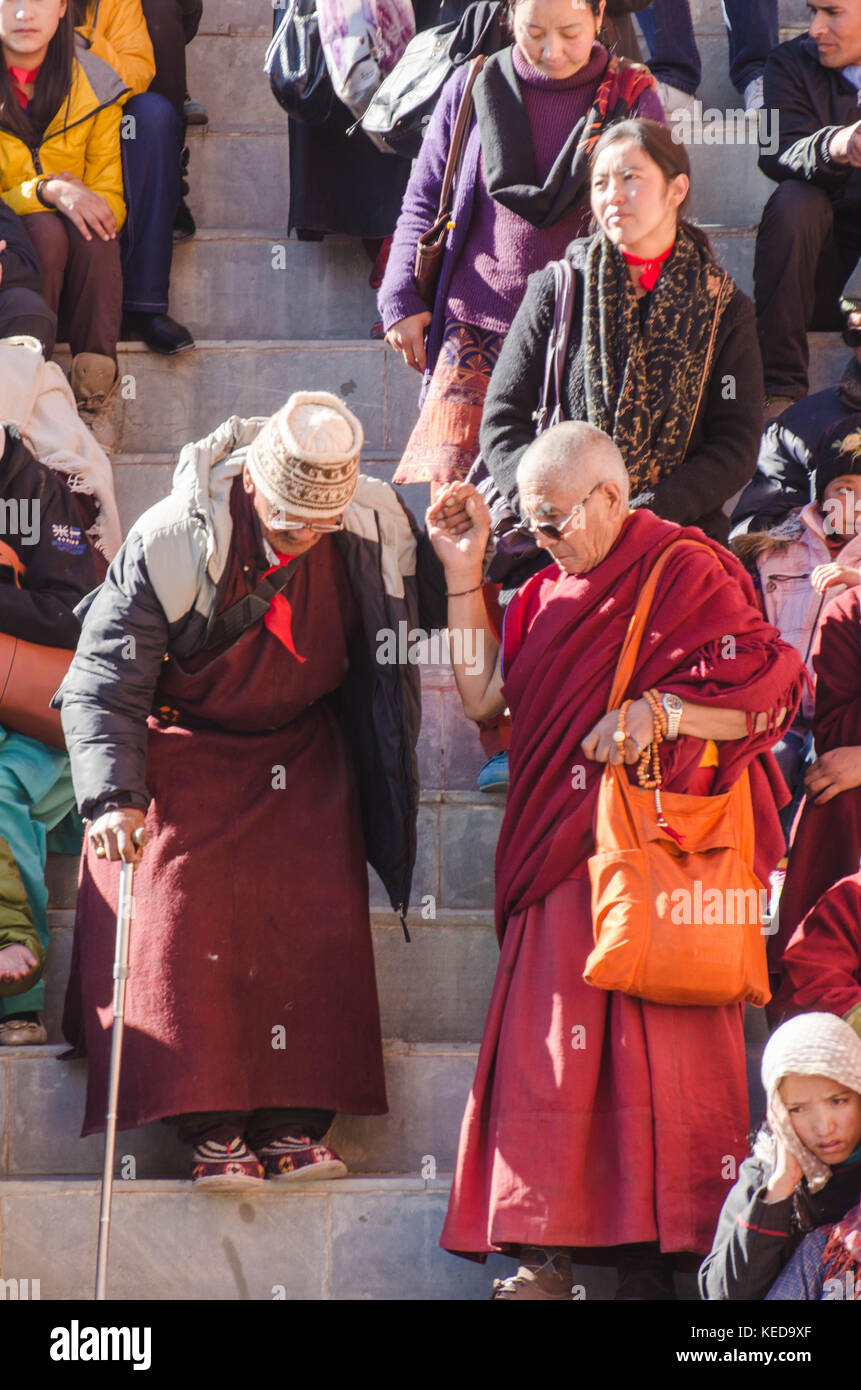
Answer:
[
  {"xmin": 63, "ymin": 479, "xmax": 387, "ymax": 1134},
  {"xmin": 440, "ymin": 510, "xmax": 805, "ymax": 1261},
  {"xmin": 772, "ymin": 870, "xmax": 861, "ymax": 1024},
  {"xmin": 770, "ymin": 587, "xmax": 861, "ymax": 974}
]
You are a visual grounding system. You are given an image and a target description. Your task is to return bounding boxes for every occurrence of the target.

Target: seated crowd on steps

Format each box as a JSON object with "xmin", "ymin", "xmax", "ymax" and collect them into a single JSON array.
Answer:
[{"xmin": 0, "ymin": 0, "xmax": 861, "ymax": 1303}]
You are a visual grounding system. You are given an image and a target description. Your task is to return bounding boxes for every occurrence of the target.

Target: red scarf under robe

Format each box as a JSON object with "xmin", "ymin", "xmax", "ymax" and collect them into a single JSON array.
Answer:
[{"xmin": 495, "ymin": 509, "xmax": 806, "ymax": 940}]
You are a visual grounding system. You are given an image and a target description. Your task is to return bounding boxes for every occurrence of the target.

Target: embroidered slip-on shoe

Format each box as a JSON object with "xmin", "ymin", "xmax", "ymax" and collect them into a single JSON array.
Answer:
[
  {"xmin": 0, "ymin": 1013, "xmax": 47, "ymax": 1045},
  {"xmin": 258, "ymin": 1135, "xmax": 348, "ymax": 1182},
  {"xmin": 191, "ymin": 1137, "xmax": 266, "ymax": 1190}
]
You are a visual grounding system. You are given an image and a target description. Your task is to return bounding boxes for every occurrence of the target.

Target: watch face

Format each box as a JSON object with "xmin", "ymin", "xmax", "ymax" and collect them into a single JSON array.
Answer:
[{"xmin": 664, "ymin": 694, "xmax": 683, "ymax": 712}]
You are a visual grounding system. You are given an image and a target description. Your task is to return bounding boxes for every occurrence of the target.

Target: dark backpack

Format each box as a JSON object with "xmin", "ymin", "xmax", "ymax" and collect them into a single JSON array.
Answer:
[{"xmin": 360, "ymin": 0, "xmax": 507, "ymax": 157}]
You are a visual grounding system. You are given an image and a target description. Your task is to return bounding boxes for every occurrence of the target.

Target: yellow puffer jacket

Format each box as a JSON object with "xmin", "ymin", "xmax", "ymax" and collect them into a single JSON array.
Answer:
[
  {"xmin": 0, "ymin": 47, "xmax": 128, "ymax": 228},
  {"xmin": 75, "ymin": 0, "xmax": 156, "ymax": 99}
]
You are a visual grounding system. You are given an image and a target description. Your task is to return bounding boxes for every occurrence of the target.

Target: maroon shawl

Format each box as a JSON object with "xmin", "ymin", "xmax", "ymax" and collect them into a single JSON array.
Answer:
[{"xmin": 495, "ymin": 510, "xmax": 805, "ymax": 937}]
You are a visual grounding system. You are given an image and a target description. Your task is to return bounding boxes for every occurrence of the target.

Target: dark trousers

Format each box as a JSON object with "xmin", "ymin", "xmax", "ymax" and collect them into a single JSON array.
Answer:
[
  {"xmin": 141, "ymin": 0, "xmax": 203, "ymax": 120},
  {"xmin": 21, "ymin": 213, "xmax": 122, "ymax": 362},
  {"xmin": 121, "ymin": 91, "xmax": 182, "ymax": 313},
  {"xmin": 754, "ymin": 180, "xmax": 861, "ymax": 399},
  {"xmin": 175, "ymin": 1108, "xmax": 336, "ymax": 1149},
  {"xmin": 0, "ymin": 285, "xmax": 56, "ymax": 358},
  {"xmin": 640, "ymin": 0, "xmax": 778, "ymax": 97}
]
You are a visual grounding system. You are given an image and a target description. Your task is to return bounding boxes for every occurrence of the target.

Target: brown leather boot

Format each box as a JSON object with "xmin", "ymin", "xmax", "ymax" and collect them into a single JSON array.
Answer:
[
  {"xmin": 490, "ymin": 1247, "xmax": 575, "ymax": 1300},
  {"xmin": 71, "ymin": 353, "xmax": 120, "ymax": 453}
]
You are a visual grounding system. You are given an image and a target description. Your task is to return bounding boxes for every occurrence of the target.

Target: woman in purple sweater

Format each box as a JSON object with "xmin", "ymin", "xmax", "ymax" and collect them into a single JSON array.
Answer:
[{"xmin": 379, "ymin": 0, "xmax": 664, "ymax": 498}]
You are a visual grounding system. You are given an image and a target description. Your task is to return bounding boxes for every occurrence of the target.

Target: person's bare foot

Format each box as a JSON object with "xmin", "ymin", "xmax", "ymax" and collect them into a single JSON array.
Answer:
[{"xmin": 0, "ymin": 944, "xmax": 37, "ymax": 983}]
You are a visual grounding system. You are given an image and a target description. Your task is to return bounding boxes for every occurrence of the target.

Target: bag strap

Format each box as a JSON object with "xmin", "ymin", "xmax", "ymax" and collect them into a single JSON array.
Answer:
[
  {"xmin": 534, "ymin": 258, "xmax": 575, "ymax": 434},
  {"xmin": 0, "ymin": 539, "xmax": 24, "ymax": 589},
  {"xmin": 607, "ymin": 538, "xmax": 716, "ymax": 712},
  {"xmin": 202, "ymin": 551, "xmax": 308, "ymax": 651},
  {"xmin": 435, "ymin": 56, "xmax": 486, "ymax": 226}
]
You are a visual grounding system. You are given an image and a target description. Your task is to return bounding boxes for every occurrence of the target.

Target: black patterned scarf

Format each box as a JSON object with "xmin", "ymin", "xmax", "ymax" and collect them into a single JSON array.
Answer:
[
  {"xmin": 573, "ymin": 226, "xmax": 736, "ymax": 497},
  {"xmin": 473, "ymin": 46, "xmax": 657, "ymax": 229}
]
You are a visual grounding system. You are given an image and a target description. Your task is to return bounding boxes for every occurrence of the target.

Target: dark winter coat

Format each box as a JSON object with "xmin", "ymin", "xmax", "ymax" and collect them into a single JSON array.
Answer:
[
  {"xmin": 0, "ymin": 426, "xmax": 98, "ymax": 647},
  {"xmin": 55, "ymin": 416, "xmax": 446, "ymax": 917},
  {"xmin": 760, "ymin": 33, "xmax": 861, "ymax": 204},
  {"xmin": 698, "ymin": 1143, "xmax": 861, "ymax": 1301},
  {"xmin": 480, "ymin": 235, "xmax": 764, "ymax": 550}
]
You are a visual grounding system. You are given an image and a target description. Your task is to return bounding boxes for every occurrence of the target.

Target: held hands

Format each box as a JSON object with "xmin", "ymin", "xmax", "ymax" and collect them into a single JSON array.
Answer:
[
  {"xmin": 385, "ymin": 311, "xmax": 432, "ymax": 372},
  {"xmin": 829, "ymin": 118, "xmax": 861, "ymax": 167},
  {"xmin": 426, "ymin": 481, "xmax": 491, "ymax": 577},
  {"xmin": 811, "ymin": 562, "xmax": 861, "ymax": 593},
  {"xmin": 582, "ymin": 697, "xmax": 655, "ymax": 764},
  {"xmin": 804, "ymin": 746, "xmax": 861, "ymax": 804},
  {"xmin": 88, "ymin": 808, "xmax": 148, "ymax": 863},
  {"xmin": 38, "ymin": 175, "xmax": 117, "ymax": 242}
]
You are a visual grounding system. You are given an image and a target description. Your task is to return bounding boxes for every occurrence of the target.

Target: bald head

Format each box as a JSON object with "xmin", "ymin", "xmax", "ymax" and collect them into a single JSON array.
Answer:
[
  {"xmin": 516, "ymin": 422, "xmax": 632, "ymax": 576},
  {"xmin": 516, "ymin": 421, "xmax": 629, "ymax": 501}
]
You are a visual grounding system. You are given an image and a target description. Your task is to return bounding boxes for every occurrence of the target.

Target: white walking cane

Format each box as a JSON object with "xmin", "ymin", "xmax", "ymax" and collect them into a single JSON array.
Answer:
[{"xmin": 94, "ymin": 826, "xmax": 147, "ymax": 1301}]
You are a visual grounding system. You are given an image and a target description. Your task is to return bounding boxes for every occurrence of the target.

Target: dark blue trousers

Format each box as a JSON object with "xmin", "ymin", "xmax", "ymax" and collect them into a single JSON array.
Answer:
[
  {"xmin": 639, "ymin": 0, "xmax": 779, "ymax": 98},
  {"xmin": 120, "ymin": 91, "xmax": 182, "ymax": 314}
]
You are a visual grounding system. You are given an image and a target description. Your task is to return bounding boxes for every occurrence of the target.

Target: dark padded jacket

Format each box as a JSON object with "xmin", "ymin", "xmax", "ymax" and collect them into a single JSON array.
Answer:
[
  {"xmin": 0, "ymin": 202, "xmax": 42, "ymax": 298},
  {"xmin": 480, "ymin": 235, "xmax": 763, "ymax": 554},
  {"xmin": 55, "ymin": 416, "xmax": 446, "ymax": 918},
  {"xmin": 0, "ymin": 425, "xmax": 98, "ymax": 647},
  {"xmin": 698, "ymin": 1140, "xmax": 861, "ymax": 1301},
  {"xmin": 759, "ymin": 33, "xmax": 861, "ymax": 201}
]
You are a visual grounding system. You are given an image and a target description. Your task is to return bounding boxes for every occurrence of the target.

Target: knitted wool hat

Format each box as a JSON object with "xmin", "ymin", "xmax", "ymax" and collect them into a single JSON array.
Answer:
[
  {"xmin": 761, "ymin": 1013, "xmax": 861, "ymax": 1193},
  {"xmin": 813, "ymin": 412, "xmax": 861, "ymax": 503},
  {"xmin": 246, "ymin": 391, "xmax": 363, "ymax": 520}
]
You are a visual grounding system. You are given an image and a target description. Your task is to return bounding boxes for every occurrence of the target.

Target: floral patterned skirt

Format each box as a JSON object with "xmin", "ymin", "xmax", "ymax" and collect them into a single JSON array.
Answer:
[{"xmin": 393, "ymin": 319, "xmax": 504, "ymax": 486}]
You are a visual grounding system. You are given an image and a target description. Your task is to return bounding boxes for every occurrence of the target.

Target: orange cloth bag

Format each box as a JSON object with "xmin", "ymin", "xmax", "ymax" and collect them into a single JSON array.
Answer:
[{"xmin": 583, "ymin": 539, "xmax": 771, "ymax": 1008}]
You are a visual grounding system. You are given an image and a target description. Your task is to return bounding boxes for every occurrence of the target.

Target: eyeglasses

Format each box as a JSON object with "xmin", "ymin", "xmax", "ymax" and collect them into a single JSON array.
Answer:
[
  {"xmin": 518, "ymin": 480, "xmax": 608, "ymax": 541},
  {"xmin": 265, "ymin": 504, "xmax": 345, "ymax": 534}
]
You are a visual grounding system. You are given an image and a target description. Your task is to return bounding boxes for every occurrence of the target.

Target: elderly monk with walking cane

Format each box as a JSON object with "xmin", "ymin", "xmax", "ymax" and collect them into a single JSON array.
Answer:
[
  {"xmin": 428, "ymin": 420, "xmax": 806, "ymax": 1300},
  {"xmin": 56, "ymin": 392, "xmax": 445, "ymax": 1186}
]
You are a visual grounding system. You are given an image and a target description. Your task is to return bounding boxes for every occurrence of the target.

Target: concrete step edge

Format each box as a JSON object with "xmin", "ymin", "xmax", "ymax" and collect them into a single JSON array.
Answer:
[
  {"xmin": 0, "ymin": 1173, "xmax": 453, "ymax": 1194},
  {"xmin": 0, "ymin": 1039, "xmax": 480, "ymax": 1062}
]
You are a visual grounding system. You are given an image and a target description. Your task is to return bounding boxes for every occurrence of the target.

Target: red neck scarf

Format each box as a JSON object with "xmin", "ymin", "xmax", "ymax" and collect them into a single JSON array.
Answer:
[
  {"xmin": 8, "ymin": 64, "xmax": 41, "ymax": 109},
  {"xmin": 622, "ymin": 243, "xmax": 674, "ymax": 292},
  {"xmin": 262, "ymin": 551, "xmax": 307, "ymax": 663}
]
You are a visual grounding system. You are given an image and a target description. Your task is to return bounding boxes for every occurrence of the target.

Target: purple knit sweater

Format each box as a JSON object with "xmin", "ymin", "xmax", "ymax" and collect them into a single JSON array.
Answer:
[{"xmin": 446, "ymin": 44, "xmax": 663, "ymax": 333}]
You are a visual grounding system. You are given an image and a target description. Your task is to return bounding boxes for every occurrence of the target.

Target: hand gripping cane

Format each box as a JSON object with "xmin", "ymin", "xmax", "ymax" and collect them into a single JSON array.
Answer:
[{"xmin": 94, "ymin": 826, "xmax": 147, "ymax": 1301}]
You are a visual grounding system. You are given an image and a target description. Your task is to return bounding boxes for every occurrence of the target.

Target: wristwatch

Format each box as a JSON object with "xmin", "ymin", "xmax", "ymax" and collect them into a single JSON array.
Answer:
[{"xmin": 661, "ymin": 692, "xmax": 683, "ymax": 741}]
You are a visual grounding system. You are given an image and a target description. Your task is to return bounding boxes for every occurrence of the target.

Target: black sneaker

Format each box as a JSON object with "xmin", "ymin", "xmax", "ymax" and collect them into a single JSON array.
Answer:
[{"xmin": 174, "ymin": 199, "xmax": 196, "ymax": 243}]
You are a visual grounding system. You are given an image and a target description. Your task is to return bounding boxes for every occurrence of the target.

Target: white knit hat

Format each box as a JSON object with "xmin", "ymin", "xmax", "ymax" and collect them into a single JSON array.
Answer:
[
  {"xmin": 761, "ymin": 1013, "xmax": 861, "ymax": 1193},
  {"xmin": 246, "ymin": 391, "xmax": 363, "ymax": 520}
]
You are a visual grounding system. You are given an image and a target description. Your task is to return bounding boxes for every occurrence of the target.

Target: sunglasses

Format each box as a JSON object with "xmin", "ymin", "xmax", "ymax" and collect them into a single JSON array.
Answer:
[
  {"xmin": 266, "ymin": 504, "xmax": 345, "ymax": 534},
  {"xmin": 518, "ymin": 480, "xmax": 607, "ymax": 541}
]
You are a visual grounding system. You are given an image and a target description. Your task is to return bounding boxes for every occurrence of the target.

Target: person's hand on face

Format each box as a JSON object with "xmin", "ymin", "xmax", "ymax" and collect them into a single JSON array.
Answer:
[{"xmin": 763, "ymin": 1131, "xmax": 803, "ymax": 1203}]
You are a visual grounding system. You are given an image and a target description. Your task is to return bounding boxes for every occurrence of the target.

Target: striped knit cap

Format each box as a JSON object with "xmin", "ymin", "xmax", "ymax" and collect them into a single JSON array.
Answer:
[
  {"xmin": 246, "ymin": 391, "xmax": 363, "ymax": 520},
  {"xmin": 761, "ymin": 1013, "xmax": 861, "ymax": 1193}
]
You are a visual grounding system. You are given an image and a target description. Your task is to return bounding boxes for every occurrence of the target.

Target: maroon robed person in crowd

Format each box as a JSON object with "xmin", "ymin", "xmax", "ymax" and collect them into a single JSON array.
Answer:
[
  {"xmin": 770, "ymin": 585, "xmax": 861, "ymax": 976},
  {"xmin": 426, "ymin": 421, "xmax": 805, "ymax": 1300},
  {"xmin": 772, "ymin": 870, "xmax": 861, "ymax": 1039},
  {"xmin": 57, "ymin": 394, "xmax": 444, "ymax": 1186}
]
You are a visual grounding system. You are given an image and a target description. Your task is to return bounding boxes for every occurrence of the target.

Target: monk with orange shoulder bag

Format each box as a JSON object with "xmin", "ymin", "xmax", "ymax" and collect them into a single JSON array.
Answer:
[{"xmin": 584, "ymin": 539, "xmax": 771, "ymax": 1009}]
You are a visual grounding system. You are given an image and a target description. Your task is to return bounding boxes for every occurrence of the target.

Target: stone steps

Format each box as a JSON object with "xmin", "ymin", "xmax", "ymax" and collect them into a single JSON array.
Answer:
[
  {"xmin": 0, "ymin": 1043, "xmax": 478, "ymax": 1180},
  {"xmin": 0, "ymin": 1175, "xmax": 520, "ymax": 1300},
  {"xmin": 58, "ymin": 334, "xmax": 849, "ymax": 471}
]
